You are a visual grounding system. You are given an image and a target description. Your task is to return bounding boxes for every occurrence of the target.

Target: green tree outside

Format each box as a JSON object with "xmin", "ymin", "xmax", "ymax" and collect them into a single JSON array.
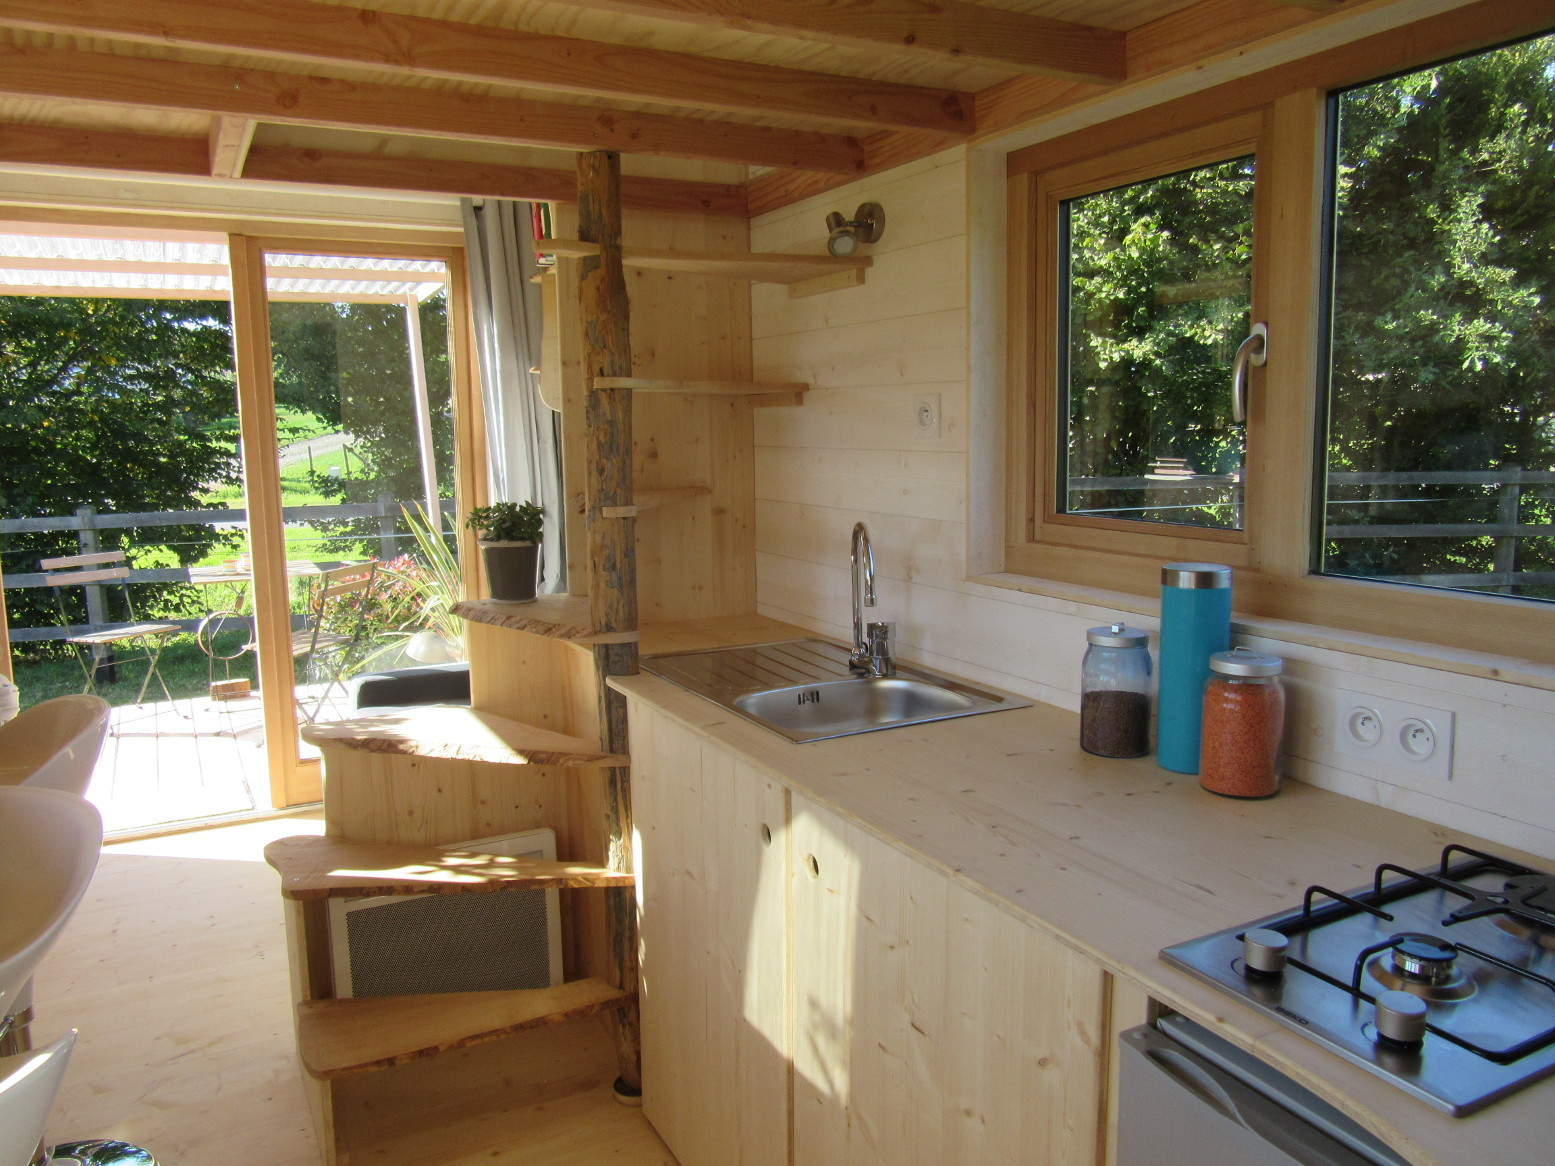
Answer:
[{"xmin": 0, "ymin": 296, "xmax": 241, "ymax": 646}]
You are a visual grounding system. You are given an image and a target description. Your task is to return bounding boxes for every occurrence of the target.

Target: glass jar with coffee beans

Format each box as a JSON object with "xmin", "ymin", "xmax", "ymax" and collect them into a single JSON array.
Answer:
[{"xmin": 1080, "ymin": 622, "xmax": 1152, "ymax": 758}]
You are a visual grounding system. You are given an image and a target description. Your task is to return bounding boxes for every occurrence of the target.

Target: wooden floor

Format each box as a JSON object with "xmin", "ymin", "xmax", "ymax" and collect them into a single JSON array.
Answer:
[{"xmin": 33, "ymin": 815, "xmax": 677, "ymax": 1166}]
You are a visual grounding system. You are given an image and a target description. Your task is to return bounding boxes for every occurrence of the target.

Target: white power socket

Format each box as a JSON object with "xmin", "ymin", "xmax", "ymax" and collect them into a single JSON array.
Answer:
[
  {"xmin": 1331, "ymin": 689, "xmax": 1455, "ymax": 783},
  {"xmin": 914, "ymin": 393, "xmax": 941, "ymax": 438}
]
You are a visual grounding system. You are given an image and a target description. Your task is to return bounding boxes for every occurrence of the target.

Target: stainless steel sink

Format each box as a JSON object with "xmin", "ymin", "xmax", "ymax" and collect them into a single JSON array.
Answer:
[{"xmin": 641, "ymin": 639, "xmax": 1029, "ymax": 743}]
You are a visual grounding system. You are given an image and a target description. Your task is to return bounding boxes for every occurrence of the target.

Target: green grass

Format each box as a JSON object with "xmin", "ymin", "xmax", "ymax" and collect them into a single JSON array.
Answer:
[
  {"xmin": 14, "ymin": 638, "xmax": 260, "ymax": 710},
  {"xmin": 12, "ymin": 630, "xmax": 408, "ymax": 712}
]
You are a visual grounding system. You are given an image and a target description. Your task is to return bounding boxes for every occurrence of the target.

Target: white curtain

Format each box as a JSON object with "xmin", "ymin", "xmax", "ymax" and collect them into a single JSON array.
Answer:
[{"xmin": 460, "ymin": 198, "xmax": 565, "ymax": 593}]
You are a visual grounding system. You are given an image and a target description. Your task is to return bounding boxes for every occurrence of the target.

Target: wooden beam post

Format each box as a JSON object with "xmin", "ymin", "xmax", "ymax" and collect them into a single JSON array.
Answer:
[{"xmin": 576, "ymin": 148, "xmax": 642, "ymax": 1097}]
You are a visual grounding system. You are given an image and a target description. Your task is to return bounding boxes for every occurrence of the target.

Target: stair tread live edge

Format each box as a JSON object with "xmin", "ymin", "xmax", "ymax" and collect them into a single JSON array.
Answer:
[
  {"xmin": 264, "ymin": 835, "xmax": 635, "ymax": 900},
  {"xmin": 297, "ymin": 978, "xmax": 635, "ymax": 1079}
]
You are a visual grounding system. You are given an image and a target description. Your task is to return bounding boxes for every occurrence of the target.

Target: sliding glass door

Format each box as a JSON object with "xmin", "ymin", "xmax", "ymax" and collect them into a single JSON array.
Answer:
[{"xmin": 227, "ymin": 235, "xmax": 479, "ymax": 806}]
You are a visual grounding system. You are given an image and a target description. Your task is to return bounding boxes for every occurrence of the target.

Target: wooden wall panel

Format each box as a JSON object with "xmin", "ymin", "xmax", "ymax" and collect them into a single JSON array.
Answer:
[{"xmin": 549, "ymin": 202, "xmax": 757, "ymax": 622}]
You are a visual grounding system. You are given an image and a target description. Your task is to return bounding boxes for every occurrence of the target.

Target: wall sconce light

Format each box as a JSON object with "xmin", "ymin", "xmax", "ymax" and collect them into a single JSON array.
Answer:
[{"xmin": 825, "ymin": 202, "xmax": 885, "ymax": 258}]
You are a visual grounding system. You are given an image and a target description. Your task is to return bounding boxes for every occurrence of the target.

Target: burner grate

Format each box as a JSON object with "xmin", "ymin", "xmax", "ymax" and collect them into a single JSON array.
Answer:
[{"xmin": 1162, "ymin": 841, "xmax": 1555, "ymax": 1114}]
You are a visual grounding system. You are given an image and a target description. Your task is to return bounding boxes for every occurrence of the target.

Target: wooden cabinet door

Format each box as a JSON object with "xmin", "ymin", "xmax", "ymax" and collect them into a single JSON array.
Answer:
[
  {"xmin": 631, "ymin": 708, "xmax": 790, "ymax": 1166},
  {"xmin": 789, "ymin": 793, "xmax": 1108, "ymax": 1166}
]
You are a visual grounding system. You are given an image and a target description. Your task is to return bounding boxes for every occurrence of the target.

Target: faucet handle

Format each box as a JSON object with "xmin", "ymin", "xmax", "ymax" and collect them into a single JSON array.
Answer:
[{"xmin": 865, "ymin": 621, "xmax": 895, "ymax": 672}]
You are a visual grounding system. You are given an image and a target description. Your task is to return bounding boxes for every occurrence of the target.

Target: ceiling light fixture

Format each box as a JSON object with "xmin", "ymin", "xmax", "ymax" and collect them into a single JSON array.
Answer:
[{"xmin": 825, "ymin": 202, "xmax": 885, "ymax": 258}]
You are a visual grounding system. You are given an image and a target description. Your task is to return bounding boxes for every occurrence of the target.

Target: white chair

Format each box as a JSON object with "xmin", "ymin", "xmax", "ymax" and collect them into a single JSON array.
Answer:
[
  {"xmin": 0, "ymin": 695, "xmax": 111, "ymax": 796},
  {"xmin": 0, "ymin": 1030, "xmax": 76, "ymax": 1166},
  {"xmin": 0, "ymin": 788, "xmax": 103, "ymax": 1044}
]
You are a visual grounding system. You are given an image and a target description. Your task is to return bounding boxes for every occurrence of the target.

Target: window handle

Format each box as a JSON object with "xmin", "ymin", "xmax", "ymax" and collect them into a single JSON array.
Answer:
[{"xmin": 1231, "ymin": 322, "xmax": 1268, "ymax": 424}]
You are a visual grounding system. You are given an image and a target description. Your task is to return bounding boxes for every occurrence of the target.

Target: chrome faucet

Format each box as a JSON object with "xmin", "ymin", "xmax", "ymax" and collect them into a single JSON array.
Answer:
[{"xmin": 849, "ymin": 522, "xmax": 895, "ymax": 677}]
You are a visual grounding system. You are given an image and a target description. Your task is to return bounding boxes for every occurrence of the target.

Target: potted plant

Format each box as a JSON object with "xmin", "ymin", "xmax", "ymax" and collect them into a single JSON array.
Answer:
[{"xmin": 465, "ymin": 501, "xmax": 544, "ymax": 603}]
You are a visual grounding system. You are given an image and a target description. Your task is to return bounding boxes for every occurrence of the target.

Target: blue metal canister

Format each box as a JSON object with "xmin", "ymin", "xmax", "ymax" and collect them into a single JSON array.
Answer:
[{"xmin": 1156, "ymin": 563, "xmax": 1232, "ymax": 774}]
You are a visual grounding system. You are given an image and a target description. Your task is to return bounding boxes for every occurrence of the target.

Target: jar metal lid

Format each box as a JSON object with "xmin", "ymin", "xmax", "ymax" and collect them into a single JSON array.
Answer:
[
  {"xmin": 1162, "ymin": 562, "xmax": 1233, "ymax": 589},
  {"xmin": 1087, "ymin": 621, "xmax": 1148, "ymax": 648},
  {"xmin": 1209, "ymin": 647, "xmax": 1283, "ymax": 676}
]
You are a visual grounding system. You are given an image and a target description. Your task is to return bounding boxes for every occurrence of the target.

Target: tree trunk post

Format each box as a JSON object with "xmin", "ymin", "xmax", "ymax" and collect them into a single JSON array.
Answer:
[{"xmin": 577, "ymin": 148, "xmax": 642, "ymax": 1097}]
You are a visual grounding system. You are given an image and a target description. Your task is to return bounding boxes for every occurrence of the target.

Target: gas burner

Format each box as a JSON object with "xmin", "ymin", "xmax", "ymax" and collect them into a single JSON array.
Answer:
[
  {"xmin": 1162, "ymin": 842, "xmax": 1555, "ymax": 1115},
  {"xmin": 1368, "ymin": 933, "xmax": 1476, "ymax": 1001},
  {"xmin": 1491, "ymin": 875, "xmax": 1555, "ymax": 950},
  {"xmin": 1393, "ymin": 933, "xmax": 1457, "ymax": 983}
]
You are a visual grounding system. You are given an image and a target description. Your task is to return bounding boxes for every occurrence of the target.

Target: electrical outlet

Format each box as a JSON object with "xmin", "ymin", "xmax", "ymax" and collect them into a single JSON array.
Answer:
[
  {"xmin": 914, "ymin": 393, "xmax": 941, "ymax": 438},
  {"xmin": 1332, "ymin": 688, "xmax": 1455, "ymax": 782}
]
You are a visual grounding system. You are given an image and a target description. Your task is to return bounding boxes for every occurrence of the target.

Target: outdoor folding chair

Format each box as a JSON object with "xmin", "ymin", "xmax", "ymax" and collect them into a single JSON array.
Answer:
[
  {"xmin": 42, "ymin": 551, "xmax": 182, "ymax": 707},
  {"xmin": 288, "ymin": 561, "xmax": 378, "ymax": 724}
]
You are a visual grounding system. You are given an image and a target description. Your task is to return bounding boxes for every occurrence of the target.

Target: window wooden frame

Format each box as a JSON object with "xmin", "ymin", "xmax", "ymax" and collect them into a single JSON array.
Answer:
[
  {"xmin": 1000, "ymin": 7, "xmax": 1555, "ymax": 666},
  {"xmin": 1014, "ymin": 111, "xmax": 1267, "ymax": 573}
]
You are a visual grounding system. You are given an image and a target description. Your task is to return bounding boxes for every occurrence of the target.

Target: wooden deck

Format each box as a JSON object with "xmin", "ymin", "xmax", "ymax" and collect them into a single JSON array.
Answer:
[
  {"xmin": 34, "ymin": 815, "xmax": 677, "ymax": 1166},
  {"xmin": 86, "ymin": 681, "xmax": 356, "ymax": 836}
]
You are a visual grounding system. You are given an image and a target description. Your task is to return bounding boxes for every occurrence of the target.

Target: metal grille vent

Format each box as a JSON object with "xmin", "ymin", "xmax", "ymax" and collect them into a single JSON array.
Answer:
[{"xmin": 343, "ymin": 890, "xmax": 553, "ymax": 997}]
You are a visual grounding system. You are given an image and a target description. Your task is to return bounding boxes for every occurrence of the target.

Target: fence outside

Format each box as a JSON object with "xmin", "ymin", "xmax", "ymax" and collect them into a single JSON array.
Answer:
[
  {"xmin": 1068, "ymin": 466, "xmax": 1555, "ymax": 590},
  {"xmin": 2, "ymin": 496, "xmax": 456, "ymax": 643}
]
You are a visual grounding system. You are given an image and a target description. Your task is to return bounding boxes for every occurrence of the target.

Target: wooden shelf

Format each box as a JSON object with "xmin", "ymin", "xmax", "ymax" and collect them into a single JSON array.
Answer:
[
  {"xmin": 539, "ymin": 238, "xmax": 870, "ymax": 285},
  {"xmin": 299, "ymin": 706, "xmax": 628, "ymax": 768},
  {"xmin": 592, "ymin": 377, "xmax": 807, "ymax": 406},
  {"xmin": 592, "ymin": 377, "xmax": 807, "ymax": 395},
  {"xmin": 264, "ymin": 836, "xmax": 634, "ymax": 901},
  {"xmin": 297, "ymin": 978, "xmax": 634, "ymax": 1079},
  {"xmin": 453, "ymin": 594, "xmax": 636, "ymax": 644}
]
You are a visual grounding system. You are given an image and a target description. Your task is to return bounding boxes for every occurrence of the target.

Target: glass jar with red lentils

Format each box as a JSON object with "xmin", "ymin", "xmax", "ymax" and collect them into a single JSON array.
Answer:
[{"xmin": 1198, "ymin": 648, "xmax": 1285, "ymax": 799}]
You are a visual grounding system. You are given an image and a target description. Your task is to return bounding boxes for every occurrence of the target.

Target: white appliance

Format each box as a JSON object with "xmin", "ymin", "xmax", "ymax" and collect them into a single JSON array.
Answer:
[{"xmin": 327, "ymin": 828, "xmax": 564, "ymax": 998}]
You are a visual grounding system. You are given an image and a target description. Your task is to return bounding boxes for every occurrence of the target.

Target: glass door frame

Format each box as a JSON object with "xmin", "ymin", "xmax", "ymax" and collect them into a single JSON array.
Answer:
[{"xmin": 226, "ymin": 233, "xmax": 486, "ymax": 808}]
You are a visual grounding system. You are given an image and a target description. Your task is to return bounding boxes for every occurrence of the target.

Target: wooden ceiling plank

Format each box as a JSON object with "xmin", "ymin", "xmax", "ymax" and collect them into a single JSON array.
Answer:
[
  {"xmin": 208, "ymin": 115, "xmax": 256, "ymax": 178},
  {"xmin": 0, "ymin": 0, "xmax": 972, "ymax": 135},
  {"xmin": 0, "ymin": 123, "xmax": 744, "ymax": 216},
  {"xmin": 746, "ymin": 126, "xmax": 959, "ymax": 217},
  {"xmin": 560, "ymin": 0, "xmax": 1127, "ymax": 83},
  {"xmin": 746, "ymin": 0, "xmax": 1343, "ymax": 215},
  {"xmin": 0, "ymin": 45, "xmax": 866, "ymax": 173}
]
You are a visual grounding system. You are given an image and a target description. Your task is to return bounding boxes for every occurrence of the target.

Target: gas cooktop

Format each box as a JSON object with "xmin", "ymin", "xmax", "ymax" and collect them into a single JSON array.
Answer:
[{"xmin": 1162, "ymin": 844, "xmax": 1555, "ymax": 1116}]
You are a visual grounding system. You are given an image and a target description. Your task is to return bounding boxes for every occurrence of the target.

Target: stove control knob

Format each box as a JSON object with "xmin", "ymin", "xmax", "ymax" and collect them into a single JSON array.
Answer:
[
  {"xmin": 1243, "ymin": 928, "xmax": 1289, "ymax": 976},
  {"xmin": 1375, "ymin": 990, "xmax": 1428, "ymax": 1047}
]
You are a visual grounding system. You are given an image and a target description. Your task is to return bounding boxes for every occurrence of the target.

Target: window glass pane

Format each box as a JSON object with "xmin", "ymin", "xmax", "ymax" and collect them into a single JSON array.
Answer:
[
  {"xmin": 1060, "ymin": 156, "xmax": 1254, "ymax": 530},
  {"xmin": 1323, "ymin": 34, "xmax": 1555, "ymax": 600}
]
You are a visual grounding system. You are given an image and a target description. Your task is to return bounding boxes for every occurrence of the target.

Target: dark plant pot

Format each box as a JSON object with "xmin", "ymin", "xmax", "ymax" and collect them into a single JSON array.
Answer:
[{"xmin": 481, "ymin": 541, "xmax": 540, "ymax": 602}]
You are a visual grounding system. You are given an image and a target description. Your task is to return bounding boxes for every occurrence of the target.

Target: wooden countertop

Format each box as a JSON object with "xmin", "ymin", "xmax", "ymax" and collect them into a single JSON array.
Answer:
[{"xmin": 611, "ymin": 671, "xmax": 1549, "ymax": 1166}]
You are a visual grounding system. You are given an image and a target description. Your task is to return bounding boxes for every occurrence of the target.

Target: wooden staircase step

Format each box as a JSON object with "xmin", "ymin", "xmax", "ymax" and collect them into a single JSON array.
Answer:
[
  {"xmin": 299, "ymin": 705, "xmax": 629, "ymax": 767},
  {"xmin": 453, "ymin": 593, "xmax": 636, "ymax": 644},
  {"xmin": 264, "ymin": 835, "xmax": 635, "ymax": 900},
  {"xmin": 297, "ymin": 978, "xmax": 634, "ymax": 1079}
]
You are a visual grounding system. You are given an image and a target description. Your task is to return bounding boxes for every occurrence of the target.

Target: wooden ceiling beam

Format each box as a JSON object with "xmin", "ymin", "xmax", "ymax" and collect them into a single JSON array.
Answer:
[
  {"xmin": 561, "ymin": 0, "xmax": 1127, "ymax": 83},
  {"xmin": 0, "ymin": 124, "xmax": 747, "ymax": 216},
  {"xmin": 208, "ymin": 115, "xmax": 256, "ymax": 178},
  {"xmin": 0, "ymin": 0, "xmax": 971, "ymax": 136},
  {"xmin": 0, "ymin": 45, "xmax": 865, "ymax": 173},
  {"xmin": 241, "ymin": 144, "xmax": 749, "ymax": 216}
]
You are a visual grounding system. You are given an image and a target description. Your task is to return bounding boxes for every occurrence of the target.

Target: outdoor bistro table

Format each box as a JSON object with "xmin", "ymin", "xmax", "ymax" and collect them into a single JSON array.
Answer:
[{"xmin": 188, "ymin": 560, "xmax": 329, "ymax": 694}]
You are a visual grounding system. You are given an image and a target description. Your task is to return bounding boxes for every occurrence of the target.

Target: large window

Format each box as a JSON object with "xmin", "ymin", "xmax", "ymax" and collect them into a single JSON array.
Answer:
[
  {"xmin": 1004, "ymin": 19, "xmax": 1555, "ymax": 661},
  {"xmin": 1321, "ymin": 35, "xmax": 1555, "ymax": 601}
]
